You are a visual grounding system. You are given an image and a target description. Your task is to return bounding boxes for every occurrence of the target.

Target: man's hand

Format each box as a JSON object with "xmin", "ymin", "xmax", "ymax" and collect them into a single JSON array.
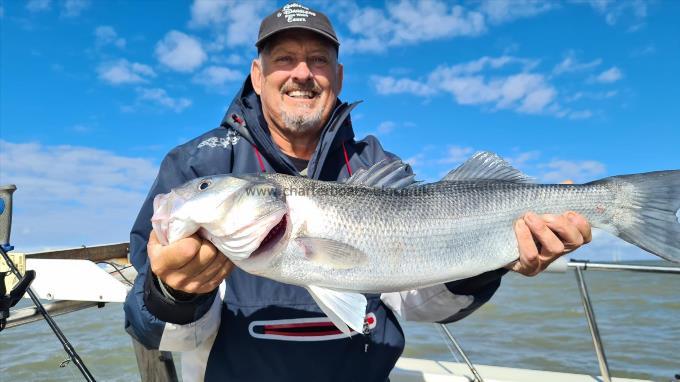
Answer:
[
  {"xmin": 148, "ymin": 230, "xmax": 234, "ymax": 294},
  {"xmin": 508, "ymin": 211, "xmax": 592, "ymax": 276}
]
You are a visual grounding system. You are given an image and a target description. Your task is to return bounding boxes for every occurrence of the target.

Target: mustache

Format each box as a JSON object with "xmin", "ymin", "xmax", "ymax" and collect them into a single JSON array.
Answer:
[{"xmin": 280, "ymin": 81, "xmax": 322, "ymax": 95}]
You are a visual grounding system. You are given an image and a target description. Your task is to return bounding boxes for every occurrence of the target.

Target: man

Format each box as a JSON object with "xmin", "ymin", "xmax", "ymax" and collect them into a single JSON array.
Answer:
[{"xmin": 124, "ymin": 3, "xmax": 591, "ymax": 381}]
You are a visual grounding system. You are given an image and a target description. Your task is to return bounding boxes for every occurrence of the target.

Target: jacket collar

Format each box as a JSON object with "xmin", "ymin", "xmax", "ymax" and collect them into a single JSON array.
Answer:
[{"xmin": 220, "ymin": 76, "xmax": 360, "ymax": 179}]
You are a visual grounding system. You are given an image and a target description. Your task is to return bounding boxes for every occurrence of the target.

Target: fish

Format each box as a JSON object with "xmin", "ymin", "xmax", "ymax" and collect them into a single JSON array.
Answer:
[{"xmin": 151, "ymin": 152, "xmax": 680, "ymax": 334}]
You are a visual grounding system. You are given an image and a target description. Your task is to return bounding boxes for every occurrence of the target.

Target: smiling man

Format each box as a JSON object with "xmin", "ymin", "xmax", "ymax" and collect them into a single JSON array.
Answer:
[
  {"xmin": 124, "ymin": 3, "xmax": 591, "ymax": 382},
  {"xmin": 252, "ymin": 28, "xmax": 342, "ymax": 160}
]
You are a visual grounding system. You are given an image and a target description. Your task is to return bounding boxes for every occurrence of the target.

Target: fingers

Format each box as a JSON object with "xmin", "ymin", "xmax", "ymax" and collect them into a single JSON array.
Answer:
[
  {"xmin": 542, "ymin": 213, "xmax": 583, "ymax": 252},
  {"xmin": 148, "ymin": 230, "xmax": 233, "ymax": 294},
  {"xmin": 183, "ymin": 257, "xmax": 235, "ymax": 294},
  {"xmin": 523, "ymin": 212, "xmax": 565, "ymax": 258},
  {"xmin": 511, "ymin": 211, "xmax": 593, "ymax": 277},
  {"xmin": 511, "ymin": 219, "xmax": 541, "ymax": 276},
  {"xmin": 565, "ymin": 211, "xmax": 592, "ymax": 244},
  {"xmin": 148, "ymin": 230, "xmax": 202, "ymax": 275},
  {"xmin": 161, "ymin": 239, "xmax": 220, "ymax": 288}
]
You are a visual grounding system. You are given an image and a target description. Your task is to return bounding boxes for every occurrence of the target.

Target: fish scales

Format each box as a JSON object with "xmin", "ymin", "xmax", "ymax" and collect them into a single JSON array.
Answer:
[{"xmin": 264, "ymin": 174, "xmax": 614, "ymax": 292}]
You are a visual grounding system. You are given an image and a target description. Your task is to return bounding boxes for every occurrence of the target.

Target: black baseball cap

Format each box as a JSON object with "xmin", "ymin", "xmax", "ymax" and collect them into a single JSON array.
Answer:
[{"xmin": 255, "ymin": 3, "xmax": 339, "ymax": 51}]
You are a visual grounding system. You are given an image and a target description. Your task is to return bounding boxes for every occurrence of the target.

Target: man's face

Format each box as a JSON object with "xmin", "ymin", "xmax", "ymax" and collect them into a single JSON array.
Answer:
[{"xmin": 251, "ymin": 30, "xmax": 343, "ymax": 135}]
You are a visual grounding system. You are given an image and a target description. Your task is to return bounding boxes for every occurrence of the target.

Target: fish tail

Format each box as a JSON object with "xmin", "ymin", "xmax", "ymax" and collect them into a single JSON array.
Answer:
[{"xmin": 594, "ymin": 170, "xmax": 680, "ymax": 263}]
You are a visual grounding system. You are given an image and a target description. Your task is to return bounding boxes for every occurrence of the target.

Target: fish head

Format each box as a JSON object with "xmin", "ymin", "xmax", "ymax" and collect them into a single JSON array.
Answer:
[{"xmin": 151, "ymin": 175, "xmax": 290, "ymax": 262}]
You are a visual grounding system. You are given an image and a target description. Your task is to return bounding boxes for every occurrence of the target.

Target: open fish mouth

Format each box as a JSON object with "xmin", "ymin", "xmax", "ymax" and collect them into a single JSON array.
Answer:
[{"xmin": 252, "ymin": 212, "xmax": 288, "ymax": 257}]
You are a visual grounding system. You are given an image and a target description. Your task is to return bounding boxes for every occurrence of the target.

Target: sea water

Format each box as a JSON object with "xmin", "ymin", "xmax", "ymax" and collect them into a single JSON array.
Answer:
[{"xmin": 1, "ymin": 262, "xmax": 678, "ymax": 381}]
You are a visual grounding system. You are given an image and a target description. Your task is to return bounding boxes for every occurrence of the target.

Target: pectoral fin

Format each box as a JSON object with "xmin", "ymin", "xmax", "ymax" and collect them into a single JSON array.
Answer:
[
  {"xmin": 296, "ymin": 237, "xmax": 367, "ymax": 269},
  {"xmin": 306, "ymin": 285, "xmax": 367, "ymax": 335}
]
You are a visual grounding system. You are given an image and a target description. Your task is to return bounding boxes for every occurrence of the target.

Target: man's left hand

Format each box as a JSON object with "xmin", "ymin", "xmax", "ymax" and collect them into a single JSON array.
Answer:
[{"xmin": 508, "ymin": 211, "xmax": 592, "ymax": 276}]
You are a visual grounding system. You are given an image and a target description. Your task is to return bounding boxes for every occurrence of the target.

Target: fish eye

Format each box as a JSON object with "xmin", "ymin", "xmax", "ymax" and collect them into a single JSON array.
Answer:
[{"xmin": 198, "ymin": 179, "xmax": 212, "ymax": 191}]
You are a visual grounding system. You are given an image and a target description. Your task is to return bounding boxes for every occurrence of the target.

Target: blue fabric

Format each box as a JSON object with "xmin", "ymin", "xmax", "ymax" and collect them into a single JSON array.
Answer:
[{"xmin": 123, "ymin": 76, "xmax": 504, "ymax": 381}]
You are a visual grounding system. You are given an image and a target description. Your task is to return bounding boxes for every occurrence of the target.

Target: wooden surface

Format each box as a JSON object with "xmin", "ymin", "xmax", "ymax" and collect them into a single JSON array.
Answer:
[
  {"xmin": 25, "ymin": 243, "xmax": 129, "ymax": 262},
  {"xmin": 131, "ymin": 337, "xmax": 179, "ymax": 382}
]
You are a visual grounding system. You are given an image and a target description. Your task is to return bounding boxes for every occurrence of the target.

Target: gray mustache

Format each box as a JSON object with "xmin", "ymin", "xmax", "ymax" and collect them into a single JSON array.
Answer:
[{"xmin": 280, "ymin": 81, "xmax": 322, "ymax": 94}]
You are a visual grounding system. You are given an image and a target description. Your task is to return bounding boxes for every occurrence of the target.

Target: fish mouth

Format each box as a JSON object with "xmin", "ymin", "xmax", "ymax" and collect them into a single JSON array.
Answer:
[{"xmin": 252, "ymin": 213, "xmax": 288, "ymax": 257}]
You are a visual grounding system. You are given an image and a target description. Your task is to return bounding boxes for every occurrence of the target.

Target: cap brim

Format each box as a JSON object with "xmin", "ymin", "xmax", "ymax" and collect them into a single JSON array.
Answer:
[{"xmin": 255, "ymin": 25, "xmax": 340, "ymax": 49}]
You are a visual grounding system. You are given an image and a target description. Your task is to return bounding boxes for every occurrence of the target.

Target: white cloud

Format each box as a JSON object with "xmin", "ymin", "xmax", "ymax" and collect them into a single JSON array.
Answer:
[
  {"xmin": 94, "ymin": 26, "xmax": 126, "ymax": 49},
  {"xmin": 631, "ymin": 44, "xmax": 655, "ymax": 57},
  {"xmin": 356, "ymin": 120, "xmax": 416, "ymax": 138},
  {"xmin": 0, "ymin": 140, "xmax": 158, "ymax": 250},
  {"xmin": 331, "ymin": 0, "xmax": 554, "ymax": 54},
  {"xmin": 438, "ymin": 146, "xmax": 474, "ymax": 165},
  {"xmin": 61, "ymin": 0, "xmax": 90, "ymax": 18},
  {"xmin": 593, "ymin": 67, "xmax": 623, "ymax": 83},
  {"xmin": 26, "ymin": 0, "xmax": 51, "ymax": 12},
  {"xmin": 431, "ymin": 56, "xmax": 539, "ymax": 76},
  {"xmin": 212, "ymin": 53, "xmax": 243, "ymax": 66},
  {"xmin": 69, "ymin": 123, "xmax": 93, "ymax": 133},
  {"xmin": 375, "ymin": 56, "xmax": 560, "ymax": 116},
  {"xmin": 553, "ymin": 52, "xmax": 602, "ymax": 75},
  {"xmin": 155, "ymin": 30, "xmax": 207, "ymax": 72},
  {"xmin": 566, "ymin": 110, "xmax": 593, "ymax": 119},
  {"xmin": 566, "ymin": 90, "xmax": 618, "ymax": 102},
  {"xmin": 478, "ymin": 0, "xmax": 555, "ymax": 24},
  {"xmin": 136, "ymin": 88, "xmax": 192, "ymax": 113},
  {"xmin": 584, "ymin": 0, "xmax": 648, "ymax": 26},
  {"xmin": 192, "ymin": 66, "xmax": 242, "ymax": 88},
  {"xmin": 189, "ymin": 0, "xmax": 273, "ymax": 50},
  {"xmin": 342, "ymin": 1, "xmax": 486, "ymax": 53},
  {"xmin": 97, "ymin": 59, "xmax": 156, "ymax": 85},
  {"xmin": 372, "ymin": 76, "xmax": 436, "ymax": 96},
  {"xmin": 373, "ymin": 55, "xmax": 618, "ymax": 118},
  {"xmin": 507, "ymin": 150, "xmax": 541, "ymax": 167},
  {"xmin": 377, "ymin": 121, "xmax": 396, "ymax": 135},
  {"xmin": 539, "ymin": 160, "xmax": 606, "ymax": 183}
]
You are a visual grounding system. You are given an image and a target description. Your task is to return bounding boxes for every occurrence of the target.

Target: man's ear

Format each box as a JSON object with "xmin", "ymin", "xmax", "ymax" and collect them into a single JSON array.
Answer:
[
  {"xmin": 251, "ymin": 59, "xmax": 262, "ymax": 95},
  {"xmin": 336, "ymin": 63, "xmax": 344, "ymax": 94}
]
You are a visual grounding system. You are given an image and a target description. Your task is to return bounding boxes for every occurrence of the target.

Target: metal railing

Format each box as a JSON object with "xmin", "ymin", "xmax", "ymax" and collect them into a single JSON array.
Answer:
[
  {"xmin": 438, "ymin": 258, "xmax": 680, "ymax": 382},
  {"xmin": 567, "ymin": 260, "xmax": 680, "ymax": 382}
]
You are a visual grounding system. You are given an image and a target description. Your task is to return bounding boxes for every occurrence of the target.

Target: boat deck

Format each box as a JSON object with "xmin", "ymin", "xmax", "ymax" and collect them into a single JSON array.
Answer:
[{"xmin": 391, "ymin": 357, "xmax": 650, "ymax": 382}]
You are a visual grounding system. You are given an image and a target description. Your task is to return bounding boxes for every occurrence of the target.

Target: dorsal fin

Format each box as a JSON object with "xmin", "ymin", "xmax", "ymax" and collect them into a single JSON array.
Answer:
[
  {"xmin": 345, "ymin": 159, "xmax": 417, "ymax": 189},
  {"xmin": 442, "ymin": 151, "xmax": 533, "ymax": 183}
]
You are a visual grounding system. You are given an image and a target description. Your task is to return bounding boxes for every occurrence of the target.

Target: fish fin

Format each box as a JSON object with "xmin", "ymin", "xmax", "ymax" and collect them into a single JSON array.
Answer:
[
  {"xmin": 442, "ymin": 151, "xmax": 533, "ymax": 183},
  {"xmin": 345, "ymin": 159, "xmax": 418, "ymax": 189},
  {"xmin": 306, "ymin": 285, "xmax": 367, "ymax": 335},
  {"xmin": 592, "ymin": 171, "xmax": 680, "ymax": 263},
  {"xmin": 297, "ymin": 237, "xmax": 367, "ymax": 269}
]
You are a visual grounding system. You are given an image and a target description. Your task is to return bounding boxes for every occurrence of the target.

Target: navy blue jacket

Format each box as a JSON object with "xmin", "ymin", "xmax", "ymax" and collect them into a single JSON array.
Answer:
[{"xmin": 124, "ymin": 77, "xmax": 506, "ymax": 382}]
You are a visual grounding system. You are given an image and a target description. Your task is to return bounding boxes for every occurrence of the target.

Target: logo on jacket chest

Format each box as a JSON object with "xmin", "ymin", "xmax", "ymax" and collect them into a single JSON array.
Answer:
[
  {"xmin": 198, "ymin": 130, "xmax": 241, "ymax": 149},
  {"xmin": 248, "ymin": 313, "xmax": 377, "ymax": 342}
]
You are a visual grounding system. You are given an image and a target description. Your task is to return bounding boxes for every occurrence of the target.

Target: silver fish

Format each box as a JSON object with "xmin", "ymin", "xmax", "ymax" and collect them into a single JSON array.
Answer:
[{"xmin": 152, "ymin": 152, "xmax": 680, "ymax": 333}]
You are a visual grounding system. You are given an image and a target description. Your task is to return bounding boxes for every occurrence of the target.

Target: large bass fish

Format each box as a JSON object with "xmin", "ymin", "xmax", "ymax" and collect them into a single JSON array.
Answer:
[{"xmin": 151, "ymin": 152, "xmax": 680, "ymax": 333}]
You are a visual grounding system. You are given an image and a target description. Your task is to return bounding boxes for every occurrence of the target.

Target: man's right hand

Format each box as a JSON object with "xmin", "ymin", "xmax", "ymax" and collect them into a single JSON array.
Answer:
[{"xmin": 148, "ymin": 230, "xmax": 234, "ymax": 295}]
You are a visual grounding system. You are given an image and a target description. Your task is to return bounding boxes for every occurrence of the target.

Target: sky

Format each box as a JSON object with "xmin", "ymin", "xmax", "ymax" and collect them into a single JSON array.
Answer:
[{"xmin": 1, "ymin": 0, "xmax": 679, "ymax": 261}]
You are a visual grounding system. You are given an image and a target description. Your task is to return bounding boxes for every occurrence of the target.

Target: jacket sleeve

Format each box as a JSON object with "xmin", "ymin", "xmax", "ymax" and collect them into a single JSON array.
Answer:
[
  {"xmin": 123, "ymin": 149, "xmax": 222, "ymax": 351},
  {"xmin": 381, "ymin": 269, "xmax": 508, "ymax": 323},
  {"xmin": 355, "ymin": 135, "xmax": 508, "ymax": 323}
]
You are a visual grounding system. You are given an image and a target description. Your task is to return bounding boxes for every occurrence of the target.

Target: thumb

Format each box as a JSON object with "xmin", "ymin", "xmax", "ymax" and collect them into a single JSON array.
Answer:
[{"xmin": 148, "ymin": 230, "xmax": 202, "ymax": 272}]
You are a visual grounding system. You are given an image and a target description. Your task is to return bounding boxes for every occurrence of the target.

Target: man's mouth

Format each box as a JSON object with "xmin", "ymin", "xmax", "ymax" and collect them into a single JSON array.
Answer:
[{"xmin": 284, "ymin": 90, "xmax": 318, "ymax": 99}]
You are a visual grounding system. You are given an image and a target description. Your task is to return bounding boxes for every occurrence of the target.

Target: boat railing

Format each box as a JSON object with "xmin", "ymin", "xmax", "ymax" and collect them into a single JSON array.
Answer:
[{"xmin": 439, "ymin": 258, "xmax": 680, "ymax": 382}]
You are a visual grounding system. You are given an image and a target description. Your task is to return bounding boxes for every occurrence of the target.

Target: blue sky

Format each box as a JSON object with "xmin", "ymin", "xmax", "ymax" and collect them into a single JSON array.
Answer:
[{"xmin": 1, "ymin": 0, "xmax": 678, "ymax": 260}]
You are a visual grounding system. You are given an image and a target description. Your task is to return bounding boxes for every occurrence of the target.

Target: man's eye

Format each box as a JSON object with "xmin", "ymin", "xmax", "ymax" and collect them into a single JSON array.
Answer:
[
  {"xmin": 275, "ymin": 56, "xmax": 293, "ymax": 63},
  {"xmin": 310, "ymin": 56, "xmax": 328, "ymax": 64}
]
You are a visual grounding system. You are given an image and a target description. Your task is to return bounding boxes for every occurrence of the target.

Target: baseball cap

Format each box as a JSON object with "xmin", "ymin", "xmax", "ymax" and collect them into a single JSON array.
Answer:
[{"xmin": 255, "ymin": 3, "xmax": 339, "ymax": 51}]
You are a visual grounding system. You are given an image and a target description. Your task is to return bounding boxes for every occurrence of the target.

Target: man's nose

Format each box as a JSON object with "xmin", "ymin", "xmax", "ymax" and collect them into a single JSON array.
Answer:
[{"xmin": 290, "ymin": 60, "xmax": 313, "ymax": 82}]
